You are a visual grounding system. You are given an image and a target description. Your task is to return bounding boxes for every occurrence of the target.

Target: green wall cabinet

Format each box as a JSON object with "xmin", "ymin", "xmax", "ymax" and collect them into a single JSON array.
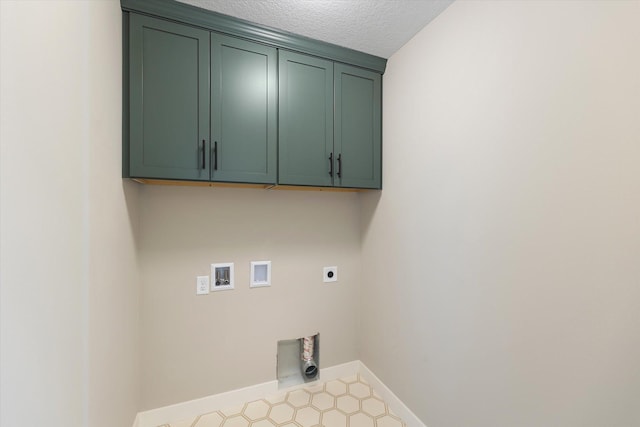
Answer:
[
  {"xmin": 334, "ymin": 64, "xmax": 382, "ymax": 189},
  {"xmin": 211, "ymin": 34, "xmax": 277, "ymax": 184},
  {"xmin": 278, "ymin": 51, "xmax": 334, "ymax": 187},
  {"xmin": 128, "ymin": 14, "xmax": 210, "ymax": 181},
  {"xmin": 124, "ymin": 1, "xmax": 384, "ymax": 190},
  {"xmin": 127, "ymin": 14, "xmax": 277, "ymax": 184},
  {"xmin": 279, "ymin": 52, "xmax": 382, "ymax": 189}
]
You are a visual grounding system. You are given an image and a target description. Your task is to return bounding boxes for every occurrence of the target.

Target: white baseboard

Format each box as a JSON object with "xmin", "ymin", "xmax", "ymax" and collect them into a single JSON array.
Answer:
[
  {"xmin": 135, "ymin": 361, "xmax": 360, "ymax": 427},
  {"xmin": 357, "ymin": 362, "xmax": 427, "ymax": 427},
  {"xmin": 318, "ymin": 359, "xmax": 360, "ymax": 382}
]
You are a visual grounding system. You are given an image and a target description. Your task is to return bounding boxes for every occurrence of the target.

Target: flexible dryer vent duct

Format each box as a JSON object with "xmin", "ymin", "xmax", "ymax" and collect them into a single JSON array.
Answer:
[{"xmin": 301, "ymin": 336, "xmax": 318, "ymax": 379}]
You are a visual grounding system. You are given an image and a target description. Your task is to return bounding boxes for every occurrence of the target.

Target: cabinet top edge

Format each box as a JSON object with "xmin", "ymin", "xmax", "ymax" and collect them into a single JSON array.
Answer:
[{"xmin": 120, "ymin": 0, "xmax": 387, "ymax": 74}]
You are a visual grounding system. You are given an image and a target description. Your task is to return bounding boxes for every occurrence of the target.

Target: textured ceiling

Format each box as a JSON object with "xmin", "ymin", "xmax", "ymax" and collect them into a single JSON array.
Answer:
[{"xmin": 177, "ymin": 0, "xmax": 454, "ymax": 58}]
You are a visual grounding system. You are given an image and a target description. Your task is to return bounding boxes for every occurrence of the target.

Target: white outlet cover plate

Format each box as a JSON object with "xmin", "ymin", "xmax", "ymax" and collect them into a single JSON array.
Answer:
[
  {"xmin": 323, "ymin": 266, "xmax": 338, "ymax": 283},
  {"xmin": 196, "ymin": 276, "xmax": 210, "ymax": 295}
]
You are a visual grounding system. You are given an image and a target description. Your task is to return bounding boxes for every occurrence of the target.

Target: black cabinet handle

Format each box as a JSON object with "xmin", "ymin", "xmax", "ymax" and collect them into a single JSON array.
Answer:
[
  {"xmin": 201, "ymin": 140, "xmax": 205, "ymax": 169},
  {"xmin": 329, "ymin": 153, "xmax": 333, "ymax": 176},
  {"xmin": 213, "ymin": 141, "xmax": 218, "ymax": 170},
  {"xmin": 337, "ymin": 154, "xmax": 342, "ymax": 178}
]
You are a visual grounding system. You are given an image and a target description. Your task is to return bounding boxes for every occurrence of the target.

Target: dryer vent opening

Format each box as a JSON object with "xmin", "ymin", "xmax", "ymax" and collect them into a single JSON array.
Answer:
[
  {"xmin": 276, "ymin": 333, "xmax": 320, "ymax": 388},
  {"xmin": 301, "ymin": 336, "xmax": 318, "ymax": 379}
]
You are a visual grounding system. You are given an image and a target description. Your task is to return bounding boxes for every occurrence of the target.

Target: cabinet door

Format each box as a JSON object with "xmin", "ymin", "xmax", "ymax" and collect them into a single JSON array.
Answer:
[
  {"xmin": 129, "ymin": 14, "xmax": 210, "ymax": 181},
  {"xmin": 334, "ymin": 64, "xmax": 382, "ymax": 189},
  {"xmin": 278, "ymin": 51, "xmax": 334, "ymax": 187},
  {"xmin": 211, "ymin": 34, "xmax": 277, "ymax": 184}
]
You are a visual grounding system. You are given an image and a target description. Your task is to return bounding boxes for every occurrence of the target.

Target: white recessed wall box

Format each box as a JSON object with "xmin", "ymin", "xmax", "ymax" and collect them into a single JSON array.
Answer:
[
  {"xmin": 250, "ymin": 261, "xmax": 271, "ymax": 288},
  {"xmin": 211, "ymin": 262, "xmax": 234, "ymax": 291}
]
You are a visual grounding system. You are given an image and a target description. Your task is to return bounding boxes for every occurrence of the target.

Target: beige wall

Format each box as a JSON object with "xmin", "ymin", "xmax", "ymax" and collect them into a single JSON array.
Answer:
[
  {"xmin": 360, "ymin": 1, "xmax": 640, "ymax": 426},
  {"xmin": 0, "ymin": 1, "xmax": 140, "ymax": 426},
  {"xmin": 86, "ymin": 2, "xmax": 141, "ymax": 427},
  {"xmin": 139, "ymin": 186, "xmax": 361, "ymax": 409}
]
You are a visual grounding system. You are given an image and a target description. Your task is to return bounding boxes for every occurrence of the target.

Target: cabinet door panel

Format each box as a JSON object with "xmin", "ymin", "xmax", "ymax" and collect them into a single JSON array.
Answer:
[
  {"xmin": 211, "ymin": 34, "xmax": 277, "ymax": 184},
  {"xmin": 335, "ymin": 64, "xmax": 381, "ymax": 189},
  {"xmin": 129, "ymin": 14, "xmax": 210, "ymax": 180},
  {"xmin": 279, "ymin": 51, "xmax": 334, "ymax": 187}
]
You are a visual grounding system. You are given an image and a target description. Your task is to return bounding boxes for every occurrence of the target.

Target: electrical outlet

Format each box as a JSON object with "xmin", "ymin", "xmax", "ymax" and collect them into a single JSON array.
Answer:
[
  {"xmin": 196, "ymin": 276, "xmax": 210, "ymax": 295},
  {"xmin": 323, "ymin": 266, "xmax": 337, "ymax": 283}
]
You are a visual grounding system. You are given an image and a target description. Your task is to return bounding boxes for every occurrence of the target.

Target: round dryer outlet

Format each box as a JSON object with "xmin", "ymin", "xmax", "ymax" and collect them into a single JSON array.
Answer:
[{"xmin": 323, "ymin": 266, "xmax": 338, "ymax": 283}]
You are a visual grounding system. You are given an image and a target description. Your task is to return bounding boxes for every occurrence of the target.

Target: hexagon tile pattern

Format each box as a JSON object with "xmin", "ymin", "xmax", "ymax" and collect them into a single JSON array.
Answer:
[{"xmin": 160, "ymin": 374, "xmax": 406, "ymax": 427}]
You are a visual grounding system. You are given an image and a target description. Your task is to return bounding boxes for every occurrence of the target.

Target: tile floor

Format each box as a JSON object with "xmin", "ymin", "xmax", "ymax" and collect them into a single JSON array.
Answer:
[{"xmin": 161, "ymin": 374, "xmax": 406, "ymax": 427}]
